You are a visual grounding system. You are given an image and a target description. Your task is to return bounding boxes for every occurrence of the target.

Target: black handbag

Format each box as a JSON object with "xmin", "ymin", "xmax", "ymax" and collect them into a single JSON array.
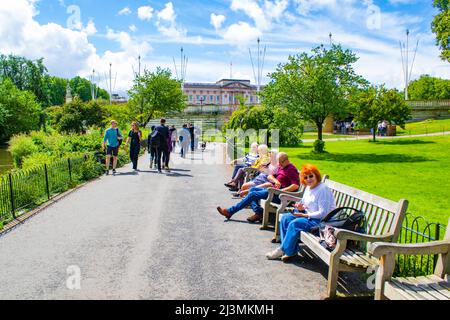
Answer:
[{"xmin": 310, "ymin": 206, "xmax": 366, "ymax": 236}]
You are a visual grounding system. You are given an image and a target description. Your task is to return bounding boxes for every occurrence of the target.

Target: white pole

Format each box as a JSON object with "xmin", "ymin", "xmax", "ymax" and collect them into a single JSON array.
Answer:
[
  {"xmin": 405, "ymin": 30, "xmax": 409, "ymax": 101},
  {"xmin": 109, "ymin": 63, "xmax": 112, "ymax": 104}
]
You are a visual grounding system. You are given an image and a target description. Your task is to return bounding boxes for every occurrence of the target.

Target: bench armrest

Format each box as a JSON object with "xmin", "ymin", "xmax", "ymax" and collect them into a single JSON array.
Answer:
[
  {"xmin": 267, "ymin": 188, "xmax": 302, "ymax": 202},
  {"xmin": 243, "ymin": 167, "xmax": 259, "ymax": 174},
  {"xmin": 369, "ymin": 240, "xmax": 450, "ymax": 258},
  {"xmin": 334, "ymin": 229, "xmax": 394, "ymax": 242},
  {"xmin": 279, "ymin": 194, "xmax": 302, "ymax": 206}
]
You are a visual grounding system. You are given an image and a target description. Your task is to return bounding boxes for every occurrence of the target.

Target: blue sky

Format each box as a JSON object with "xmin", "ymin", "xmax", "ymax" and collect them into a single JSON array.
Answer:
[{"xmin": 0, "ymin": 0, "xmax": 448, "ymax": 95}]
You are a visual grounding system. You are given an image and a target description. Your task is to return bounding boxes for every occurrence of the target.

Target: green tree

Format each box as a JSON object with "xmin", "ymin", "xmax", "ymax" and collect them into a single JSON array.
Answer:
[
  {"xmin": 46, "ymin": 97, "xmax": 107, "ymax": 134},
  {"xmin": 128, "ymin": 67, "xmax": 186, "ymax": 127},
  {"xmin": 0, "ymin": 54, "xmax": 50, "ymax": 107},
  {"xmin": 0, "ymin": 78, "xmax": 42, "ymax": 142},
  {"xmin": 351, "ymin": 85, "xmax": 411, "ymax": 142},
  {"xmin": 408, "ymin": 75, "xmax": 450, "ymax": 100},
  {"xmin": 69, "ymin": 76, "xmax": 109, "ymax": 102},
  {"xmin": 45, "ymin": 76, "xmax": 68, "ymax": 106},
  {"xmin": 261, "ymin": 44, "xmax": 367, "ymax": 152},
  {"xmin": 432, "ymin": 0, "xmax": 450, "ymax": 62},
  {"xmin": 225, "ymin": 103, "xmax": 303, "ymax": 146}
]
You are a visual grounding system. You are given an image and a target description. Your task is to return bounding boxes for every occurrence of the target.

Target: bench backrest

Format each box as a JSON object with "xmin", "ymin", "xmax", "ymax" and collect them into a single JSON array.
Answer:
[{"xmin": 323, "ymin": 178, "xmax": 409, "ymax": 242}]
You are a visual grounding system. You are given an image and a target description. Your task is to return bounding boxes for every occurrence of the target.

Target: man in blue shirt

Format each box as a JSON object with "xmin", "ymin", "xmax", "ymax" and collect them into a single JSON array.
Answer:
[{"xmin": 102, "ymin": 120, "xmax": 122, "ymax": 175}]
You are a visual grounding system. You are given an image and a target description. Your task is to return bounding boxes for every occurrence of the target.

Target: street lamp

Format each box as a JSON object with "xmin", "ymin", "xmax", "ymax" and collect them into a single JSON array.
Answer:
[{"xmin": 200, "ymin": 96, "xmax": 204, "ymax": 112}]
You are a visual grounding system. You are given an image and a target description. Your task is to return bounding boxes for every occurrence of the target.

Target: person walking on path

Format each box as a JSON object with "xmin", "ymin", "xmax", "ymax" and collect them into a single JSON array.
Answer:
[
  {"xmin": 179, "ymin": 124, "xmax": 190, "ymax": 158},
  {"xmin": 169, "ymin": 125, "xmax": 177, "ymax": 151},
  {"xmin": 125, "ymin": 122, "xmax": 142, "ymax": 171},
  {"xmin": 155, "ymin": 118, "xmax": 170, "ymax": 173},
  {"xmin": 217, "ymin": 152, "xmax": 300, "ymax": 223},
  {"xmin": 188, "ymin": 123, "xmax": 195, "ymax": 152},
  {"xmin": 102, "ymin": 120, "xmax": 123, "ymax": 175},
  {"xmin": 148, "ymin": 125, "xmax": 157, "ymax": 169}
]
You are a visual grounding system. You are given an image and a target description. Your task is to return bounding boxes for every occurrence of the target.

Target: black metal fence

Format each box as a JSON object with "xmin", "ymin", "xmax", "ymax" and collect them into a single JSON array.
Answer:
[
  {"xmin": 0, "ymin": 156, "xmax": 86, "ymax": 225},
  {"xmin": 395, "ymin": 213, "xmax": 447, "ymax": 277}
]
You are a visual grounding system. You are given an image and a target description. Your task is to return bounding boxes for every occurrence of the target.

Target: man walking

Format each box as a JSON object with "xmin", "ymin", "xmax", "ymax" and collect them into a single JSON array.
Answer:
[
  {"xmin": 179, "ymin": 124, "xmax": 190, "ymax": 158},
  {"xmin": 188, "ymin": 123, "xmax": 195, "ymax": 152},
  {"xmin": 102, "ymin": 120, "xmax": 123, "ymax": 175},
  {"xmin": 155, "ymin": 118, "xmax": 170, "ymax": 173}
]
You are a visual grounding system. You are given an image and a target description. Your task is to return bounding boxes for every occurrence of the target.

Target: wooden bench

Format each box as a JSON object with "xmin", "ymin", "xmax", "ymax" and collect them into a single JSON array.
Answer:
[
  {"xmin": 368, "ymin": 219, "xmax": 450, "ymax": 300},
  {"xmin": 274, "ymin": 178, "xmax": 409, "ymax": 298},
  {"xmin": 242, "ymin": 167, "xmax": 260, "ymax": 184}
]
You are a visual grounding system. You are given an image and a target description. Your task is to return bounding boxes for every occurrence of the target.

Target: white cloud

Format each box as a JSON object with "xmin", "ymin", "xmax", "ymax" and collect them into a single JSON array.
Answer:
[
  {"xmin": 223, "ymin": 22, "xmax": 262, "ymax": 46},
  {"xmin": 118, "ymin": 7, "xmax": 132, "ymax": 16},
  {"xmin": 82, "ymin": 19, "xmax": 97, "ymax": 36},
  {"xmin": 155, "ymin": 2, "xmax": 186, "ymax": 39},
  {"xmin": 210, "ymin": 13, "xmax": 226, "ymax": 30},
  {"xmin": 129, "ymin": 24, "xmax": 137, "ymax": 33},
  {"xmin": 138, "ymin": 6, "xmax": 154, "ymax": 21},
  {"xmin": 230, "ymin": 0, "xmax": 288, "ymax": 31}
]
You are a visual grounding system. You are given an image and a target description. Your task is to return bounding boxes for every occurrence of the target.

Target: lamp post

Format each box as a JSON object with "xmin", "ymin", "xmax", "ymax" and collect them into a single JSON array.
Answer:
[{"xmin": 200, "ymin": 96, "xmax": 204, "ymax": 113}]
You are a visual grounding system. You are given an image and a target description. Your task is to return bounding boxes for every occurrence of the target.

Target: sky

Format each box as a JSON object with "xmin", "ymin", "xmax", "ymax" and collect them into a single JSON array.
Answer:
[{"xmin": 0, "ymin": 0, "xmax": 449, "ymax": 96}]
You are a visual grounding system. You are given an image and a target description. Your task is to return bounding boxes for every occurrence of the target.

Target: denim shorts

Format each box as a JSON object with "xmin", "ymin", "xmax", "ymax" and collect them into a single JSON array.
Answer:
[{"xmin": 106, "ymin": 146, "xmax": 119, "ymax": 157}]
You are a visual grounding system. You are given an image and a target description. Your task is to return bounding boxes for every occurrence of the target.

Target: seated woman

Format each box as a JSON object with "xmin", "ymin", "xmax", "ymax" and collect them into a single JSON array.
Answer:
[
  {"xmin": 265, "ymin": 164, "xmax": 336, "ymax": 262},
  {"xmin": 225, "ymin": 142, "xmax": 259, "ymax": 186},
  {"xmin": 233, "ymin": 149, "xmax": 278, "ymax": 198},
  {"xmin": 226, "ymin": 144, "xmax": 270, "ymax": 191}
]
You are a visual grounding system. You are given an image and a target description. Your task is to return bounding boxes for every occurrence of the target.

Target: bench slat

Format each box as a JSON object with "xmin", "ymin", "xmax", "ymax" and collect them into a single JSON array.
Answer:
[
  {"xmin": 416, "ymin": 276, "xmax": 450, "ymax": 299},
  {"xmin": 406, "ymin": 277, "xmax": 449, "ymax": 300},
  {"xmin": 394, "ymin": 277, "xmax": 439, "ymax": 300},
  {"xmin": 325, "ymin": 180, "xmax": 400, "ymax": 213},
  {"xmin": 385, "ymin": 280, "xmax": 423, "ymax": 300},
  {"xmin": 299, "ymin": 232, "xmax": 331, "ymax": 264}
]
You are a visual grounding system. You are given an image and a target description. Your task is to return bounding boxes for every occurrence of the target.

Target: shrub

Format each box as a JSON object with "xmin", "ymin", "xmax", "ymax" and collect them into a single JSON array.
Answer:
[
  {"xmin": 9, "ymin": 135, "xmax": 39, "ymax": 167},
  {"xmin": 313, "ymin": 139, "xmax": 326, "ymax": 153}
]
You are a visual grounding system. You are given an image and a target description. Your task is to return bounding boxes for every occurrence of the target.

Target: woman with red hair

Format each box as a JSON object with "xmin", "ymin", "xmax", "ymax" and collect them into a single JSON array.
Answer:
[{"xmin": 266, "ymin": 164, "xmax": 336, "ymax": 262}]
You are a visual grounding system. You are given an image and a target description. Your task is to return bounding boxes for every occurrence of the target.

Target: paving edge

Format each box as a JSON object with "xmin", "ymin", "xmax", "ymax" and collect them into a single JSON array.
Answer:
[{"xmin": 0, "ymin": 177, "xmax": 100, "ymax": 237}]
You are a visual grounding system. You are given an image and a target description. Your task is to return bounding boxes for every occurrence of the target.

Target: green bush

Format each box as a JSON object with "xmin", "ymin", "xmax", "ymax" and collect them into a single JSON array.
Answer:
[
  {"xmin": 313, "ymin": 139, "xmax": 326, "ymax": 153},
  {"xmin": 9, "ymin": 135, "xmax": 39, "ymax": 167},
  {"xmin": 78, "ymin": 155, "xmax": 104, "ymax": 181}
]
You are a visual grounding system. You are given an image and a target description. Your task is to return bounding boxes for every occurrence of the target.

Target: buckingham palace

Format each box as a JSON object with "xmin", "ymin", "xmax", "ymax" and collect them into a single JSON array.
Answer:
[{"xmin": 182, "ymin": 79, "xmax": 263, "ymax": 114}]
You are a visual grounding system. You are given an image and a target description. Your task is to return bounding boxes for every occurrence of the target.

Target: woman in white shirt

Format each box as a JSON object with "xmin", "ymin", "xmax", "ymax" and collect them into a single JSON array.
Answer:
[{"xmin": 266, "ymin": 164, "xmax": 336, "ymax": 262}]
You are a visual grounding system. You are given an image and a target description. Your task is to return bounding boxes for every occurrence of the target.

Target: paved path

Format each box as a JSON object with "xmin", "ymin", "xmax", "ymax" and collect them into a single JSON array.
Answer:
[{"xmin": 0, "ymin": 144, "xmax": 367, "ymax": 300}]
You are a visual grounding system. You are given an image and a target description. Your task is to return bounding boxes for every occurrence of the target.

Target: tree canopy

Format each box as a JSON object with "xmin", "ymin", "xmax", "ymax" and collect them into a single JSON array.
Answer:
[
  {"xmin": 408, "ymin": 74, "xmax": 450, "ymax": 100},
  {"xmin": 0, "ymin": 78, "xmax": 42, "ymax": 142},
  {"xmin": 261, "ymin": 44, "xmax": 367, "ymax": 151},
  {"xmin": 351, "ymin": 85, "xmax": 411, "ymax": 142},
  {"xmin": 432, "ymin": 0, "xmax": 450, "ymax": 62},
  {"xmin": 128, "ymin": 67, "xmax": 186, "ymax": 127}
]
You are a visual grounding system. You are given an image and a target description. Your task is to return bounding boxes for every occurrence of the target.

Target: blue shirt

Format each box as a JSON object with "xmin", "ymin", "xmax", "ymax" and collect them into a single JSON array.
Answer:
[{"xmin": 103, "ymin": 128, "xmax": 121, "ymax": 147}]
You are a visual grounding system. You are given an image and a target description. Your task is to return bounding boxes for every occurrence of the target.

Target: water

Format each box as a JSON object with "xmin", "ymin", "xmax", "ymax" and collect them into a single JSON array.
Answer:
[{"xmin": 0, "ymin": 147, "xmax": 13, "ymax": 175}]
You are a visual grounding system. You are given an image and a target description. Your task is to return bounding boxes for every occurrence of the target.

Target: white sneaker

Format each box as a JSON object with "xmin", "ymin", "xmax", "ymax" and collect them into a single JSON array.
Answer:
[{"xmin": 266, "ymin": 247, "xmax": 284, "ymax": 260}]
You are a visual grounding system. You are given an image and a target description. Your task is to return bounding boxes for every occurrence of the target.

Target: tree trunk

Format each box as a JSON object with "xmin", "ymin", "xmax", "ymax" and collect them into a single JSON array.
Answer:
[
  {"xmin": 372, "ymin": 128, "xmax": 376, "ymax": 142},
  {"xmin": 317, "ymin": 122, "xmax": 323, "ymax": 141}
]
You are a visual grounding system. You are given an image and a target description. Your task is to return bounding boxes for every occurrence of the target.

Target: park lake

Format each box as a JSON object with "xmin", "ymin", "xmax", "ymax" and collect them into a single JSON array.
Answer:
[{"xmin": 0, "ymin": 147, "xmax": 13, "ymax": 175}]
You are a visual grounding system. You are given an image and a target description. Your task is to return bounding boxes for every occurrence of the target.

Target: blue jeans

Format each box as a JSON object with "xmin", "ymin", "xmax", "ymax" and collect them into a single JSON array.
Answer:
[
  {"xmin": 231, "ymin": 164, "xmax": 245, "ymax": 180},
  {"xmin": 227, "ymin": 187, "xmax": 280, "ymax": 216},
  {"xmin": 280, "ymin": 214, "xmax": 320, "ymax": 256}
]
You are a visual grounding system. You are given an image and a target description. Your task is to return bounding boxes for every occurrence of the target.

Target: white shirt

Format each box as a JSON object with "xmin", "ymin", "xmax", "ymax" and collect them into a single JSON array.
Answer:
[{"xmin": 301, "ymin": 183, "xmax": 336, "ymax": 220}]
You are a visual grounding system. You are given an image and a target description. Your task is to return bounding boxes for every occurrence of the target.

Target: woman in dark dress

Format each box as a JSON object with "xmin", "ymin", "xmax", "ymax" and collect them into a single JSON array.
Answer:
[{"xmin": 125, "ymin": 122, "xmax": 142, "ymax": 171}]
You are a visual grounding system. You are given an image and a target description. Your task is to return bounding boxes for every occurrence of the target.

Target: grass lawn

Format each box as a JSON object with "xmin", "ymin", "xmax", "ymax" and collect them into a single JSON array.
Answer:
[
  {"xmin": 397, "ymin": 118, "xmax": 450, "ymax": 136},
  {"xmin": 282, "ymin": 135, "xmax": 450, "ymax": 227}
]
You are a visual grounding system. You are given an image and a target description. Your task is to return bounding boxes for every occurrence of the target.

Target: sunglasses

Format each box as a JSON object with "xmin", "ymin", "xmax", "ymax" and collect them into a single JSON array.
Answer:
[{"xmin": 303, "ymin": 174, "xmax": 315, "ymax": 180}]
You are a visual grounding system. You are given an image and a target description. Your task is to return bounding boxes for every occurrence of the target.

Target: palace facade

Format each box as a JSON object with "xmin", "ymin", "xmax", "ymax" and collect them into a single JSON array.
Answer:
[{"xmin": 183, "ymin": 79, "xmax": 262, "ymax": 113}]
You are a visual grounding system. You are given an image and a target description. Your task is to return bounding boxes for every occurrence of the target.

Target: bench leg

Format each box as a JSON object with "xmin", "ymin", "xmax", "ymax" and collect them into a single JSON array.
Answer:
[
  {"xmin": 326, "ymin": 263, "xmax": 339, "ymax": 299},
  {"xmin": 325, "ymin": 240, "xmax": 347, "ymax": 299}
]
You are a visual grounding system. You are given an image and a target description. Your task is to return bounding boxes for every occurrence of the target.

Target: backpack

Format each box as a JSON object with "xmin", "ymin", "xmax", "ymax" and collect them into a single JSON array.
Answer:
[
  {"xmin": 310, "ymin": 207, "xmax": 366, "ymax": 251},
  {"xmin": 149, "ymin": 130, "xmax": 161, "ymax": 148}
]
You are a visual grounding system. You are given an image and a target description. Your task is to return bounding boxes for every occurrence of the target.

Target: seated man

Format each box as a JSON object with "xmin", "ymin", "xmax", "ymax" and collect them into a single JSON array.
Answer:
[
  {"xmin": 217, "ymin": 152, "xmax": 300, "ymax": 223},
  {"xmin": 225, "ymin": 142, "xmax": 259, "ymax": 187}
]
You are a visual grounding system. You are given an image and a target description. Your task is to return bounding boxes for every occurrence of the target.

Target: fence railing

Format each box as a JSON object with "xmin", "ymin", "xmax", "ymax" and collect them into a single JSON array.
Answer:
[
  {"xmin": 0, "ymin": 156, "xmax": 87, "ymax": 225},
  {"xmin": 395, "ymin": 213, "xmax": 447, "ymax": 277}
]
